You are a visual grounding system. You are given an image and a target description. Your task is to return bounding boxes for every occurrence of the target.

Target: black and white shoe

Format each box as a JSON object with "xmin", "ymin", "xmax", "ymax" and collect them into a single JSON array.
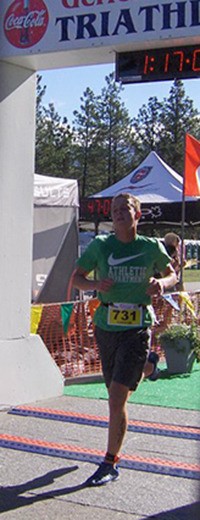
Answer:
[
  {"xmin": 148, "ymin": 351, "xmax": 160, "ymax": 381},
  {"xmin": 86, "ymin": 462, "xmax": 119, "ymax": 486}
]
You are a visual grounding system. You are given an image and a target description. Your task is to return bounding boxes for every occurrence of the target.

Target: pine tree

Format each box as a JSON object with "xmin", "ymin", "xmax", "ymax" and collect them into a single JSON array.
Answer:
[
  {"xmin": 97, "ymin": 73, "xmax": 134, "ymax": 188},
  {"xmin": 35, "ymin": 75, "xmax": 73, "ymax": 177},
  {"xmin": 132, "ymin": 96, "xmax": 162, "ymax": 163},
  {"xmin": 158, "ymin": 80, "xmax": 200, "ymax": 173},
  {"xmin": 73, "ymin": 87, "xmax": 99, "ymax": 197}
]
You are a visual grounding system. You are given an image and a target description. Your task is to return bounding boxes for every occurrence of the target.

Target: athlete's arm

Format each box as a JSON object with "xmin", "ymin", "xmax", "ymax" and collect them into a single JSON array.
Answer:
[
  {"xmin": 72, "ymin": 266, "xmax": 114, "ymax": 293},
  {"xmin": 146, "ymin": 264, "xmax": 177, "ymax": 297}
]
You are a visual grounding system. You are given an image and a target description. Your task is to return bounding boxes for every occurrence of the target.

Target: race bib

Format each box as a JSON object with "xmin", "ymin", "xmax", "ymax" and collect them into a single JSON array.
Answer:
[{"xmin": 107, "ymin": 303, "xmax": 143, "ymax": 327}]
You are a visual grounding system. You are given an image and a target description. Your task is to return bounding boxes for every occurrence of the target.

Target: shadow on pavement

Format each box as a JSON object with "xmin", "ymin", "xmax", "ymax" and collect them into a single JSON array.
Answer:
[
  {"xmin": 146, "ymin": 501, "xmax": 200, "ymax": 519},
  {"xmin": 0, "ymin": 467, "xmax": 199, "ymax": 518},
  {"xmin": 0, "ymin": 465, "xmax": 89, "ymax": 513}
]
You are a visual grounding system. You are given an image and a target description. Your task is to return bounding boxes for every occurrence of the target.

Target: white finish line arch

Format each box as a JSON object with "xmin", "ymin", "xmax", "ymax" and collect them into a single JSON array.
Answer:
[{"xmin": 0, "ymin": 0, "xmax": 200, "ymax": 405}]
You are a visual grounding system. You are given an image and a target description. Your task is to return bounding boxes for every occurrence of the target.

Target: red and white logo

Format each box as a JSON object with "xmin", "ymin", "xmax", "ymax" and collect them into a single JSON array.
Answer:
[
  {"xmin": 4, "ymin": 0, "xmax": 49, "ymax": 49},
  {"xmin": 130, "ymin": 166, "xmax": 152, "ymax": 184}
]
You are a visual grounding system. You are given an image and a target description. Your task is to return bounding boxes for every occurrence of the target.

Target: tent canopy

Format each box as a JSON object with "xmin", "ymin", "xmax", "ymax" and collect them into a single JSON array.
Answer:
[
  {"xmin": 34, "ymin": 174, "xmax": 79, "ymax": 207},
  {"xmin": 93, "ymin": 152, "xmax": 186, "ymax": 203},
  {"xmin": 80, "ymin": 152, "xmax": 200, "ymax": 226},
  {"xmin": 33, "ymin": 174, "xmax": 79, "ymax": 303}
]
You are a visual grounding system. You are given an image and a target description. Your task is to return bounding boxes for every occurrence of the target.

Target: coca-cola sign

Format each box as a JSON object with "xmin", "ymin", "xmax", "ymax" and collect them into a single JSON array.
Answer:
[{"xmin": 4, "ymin": 0, "xmax": 49, "ymax": 49}]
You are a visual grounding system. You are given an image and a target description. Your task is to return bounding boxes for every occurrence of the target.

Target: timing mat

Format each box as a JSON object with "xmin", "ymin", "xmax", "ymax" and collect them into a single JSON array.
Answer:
[
  {"xmin": 0, "ymin": 432, "xmax": 199, "ymax": 480},
  {"xmin": 8, "ymin": 405, "xmax": 200, "ymax": 440},
  {"xmin": 0, "ymin": 405, "xmax": 199, "ymax": 480}
]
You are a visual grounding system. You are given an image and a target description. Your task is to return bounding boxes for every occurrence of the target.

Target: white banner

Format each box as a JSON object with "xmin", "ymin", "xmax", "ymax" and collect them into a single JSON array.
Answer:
[
  {"xmin": 1, "ymin": 0, "xmax": 200, "ymax": 66},
  {"xmin": 34, "ymin": 174, "xmax": 79, "ymax": 207}
]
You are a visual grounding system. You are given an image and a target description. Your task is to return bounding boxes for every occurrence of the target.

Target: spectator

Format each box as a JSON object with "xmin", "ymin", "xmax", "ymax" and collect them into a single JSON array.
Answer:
[{"xmin": 163, "ymin": 233, "xmax": 186, "ymax": 290}]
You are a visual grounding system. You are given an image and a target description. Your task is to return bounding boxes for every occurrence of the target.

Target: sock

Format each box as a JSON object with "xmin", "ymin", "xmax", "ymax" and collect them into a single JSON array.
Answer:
[{"xmin": 104, "ymin": 451, "xmax": 120, "ymax": 465}]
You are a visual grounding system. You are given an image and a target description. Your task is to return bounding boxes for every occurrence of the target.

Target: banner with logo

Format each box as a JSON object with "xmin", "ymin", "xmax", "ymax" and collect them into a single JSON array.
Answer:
[{"xmin": 1, "ymin": 1, "xmax": 200, "ymax": 67}]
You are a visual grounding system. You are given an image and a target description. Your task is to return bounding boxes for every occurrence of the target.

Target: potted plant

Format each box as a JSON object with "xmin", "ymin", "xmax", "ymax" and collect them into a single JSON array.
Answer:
[{"xmin": 159, "ymin": 323, "xmax": 200, "ymax": 374}]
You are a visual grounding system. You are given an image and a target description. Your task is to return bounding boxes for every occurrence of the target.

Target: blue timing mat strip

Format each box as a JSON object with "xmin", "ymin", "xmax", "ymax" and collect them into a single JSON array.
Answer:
[
  {"xmin": 9, "ymin": 407, "xmax": 200, "ymax": 441},
  {"xmin": 0, "ymin": 434, "xmax": 199, "ymax": 481}
]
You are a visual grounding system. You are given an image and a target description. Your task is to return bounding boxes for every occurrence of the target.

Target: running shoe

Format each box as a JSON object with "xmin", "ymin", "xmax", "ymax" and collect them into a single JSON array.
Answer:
[
  {"xmin": 86, "ymin": 462, "xmax": 119, "ymax": 486},
  {"xmin": 148, "ymin": 351, "xmax": 160, "ymax": 381}
]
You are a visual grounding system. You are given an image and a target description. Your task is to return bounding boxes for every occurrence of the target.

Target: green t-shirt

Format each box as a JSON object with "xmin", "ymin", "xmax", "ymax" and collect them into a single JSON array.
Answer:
[{"xmin": 76, "ymin": 233, "xmax": 171, "ymax": 331}]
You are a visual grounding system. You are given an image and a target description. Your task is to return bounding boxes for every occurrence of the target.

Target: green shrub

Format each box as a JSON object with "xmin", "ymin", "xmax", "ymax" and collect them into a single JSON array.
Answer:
[{"xmin": 160, "ymin": 323, "xmax": 200, "ymax": 362}]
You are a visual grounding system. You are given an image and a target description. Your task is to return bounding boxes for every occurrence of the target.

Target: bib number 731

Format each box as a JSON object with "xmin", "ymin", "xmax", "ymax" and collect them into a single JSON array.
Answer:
[{"xmin": 107, "ymin": 304, "xmax": 143, "ymax": 327}]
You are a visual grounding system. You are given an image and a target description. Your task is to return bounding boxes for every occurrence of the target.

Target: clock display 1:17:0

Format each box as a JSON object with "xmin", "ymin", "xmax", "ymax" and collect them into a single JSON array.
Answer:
[{"xmin": 116, "ymin": 45, "xmax": 200, "ymax": 83}]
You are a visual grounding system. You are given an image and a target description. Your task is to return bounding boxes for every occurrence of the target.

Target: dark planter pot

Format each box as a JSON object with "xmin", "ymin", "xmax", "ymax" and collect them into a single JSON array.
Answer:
[{"xmin": 161, "ymin": 338, "xmax": 196, "ymax": 374}]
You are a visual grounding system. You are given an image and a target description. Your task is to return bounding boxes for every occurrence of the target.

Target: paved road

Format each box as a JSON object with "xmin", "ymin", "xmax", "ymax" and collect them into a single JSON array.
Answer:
[
  {"xmin": 0, "ymin": 395, "xmax": 199, "ymax": 519},
  {"xmin": 184, "ymin": 281, "xmax": 200, "ymax": 292}
]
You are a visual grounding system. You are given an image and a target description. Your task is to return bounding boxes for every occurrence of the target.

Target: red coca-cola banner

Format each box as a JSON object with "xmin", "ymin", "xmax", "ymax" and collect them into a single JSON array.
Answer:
[{"xmin": 4, "ymin": 0, "xmax": 49, "ymax": 49}]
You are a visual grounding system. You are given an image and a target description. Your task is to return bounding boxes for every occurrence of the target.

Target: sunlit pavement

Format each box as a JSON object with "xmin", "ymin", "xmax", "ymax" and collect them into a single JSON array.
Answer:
[{"xmin": 0, "ymin": 394, "xmax": 199, "ymax": 520}]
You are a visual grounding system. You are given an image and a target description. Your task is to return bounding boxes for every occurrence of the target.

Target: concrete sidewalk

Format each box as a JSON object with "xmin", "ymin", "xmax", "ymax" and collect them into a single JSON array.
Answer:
[
  {"xmin": 184, "ymin": 281, "xmax": 200, "ymax": 292},
  {"xmin": 0, "ymin": 394, "xmax": 200, "ymax": 519}
]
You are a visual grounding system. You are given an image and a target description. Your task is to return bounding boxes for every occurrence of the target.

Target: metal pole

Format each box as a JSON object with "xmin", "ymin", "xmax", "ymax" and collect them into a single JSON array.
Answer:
[{"xmin": 180, "ymin": 134, "xmax": 187, "ymax": 289}]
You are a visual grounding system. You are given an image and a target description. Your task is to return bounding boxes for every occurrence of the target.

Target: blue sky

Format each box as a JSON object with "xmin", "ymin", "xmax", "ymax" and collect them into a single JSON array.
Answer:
[{"xmin": 39, "ymin": 63, "xmax": 200, "ymax": 124}]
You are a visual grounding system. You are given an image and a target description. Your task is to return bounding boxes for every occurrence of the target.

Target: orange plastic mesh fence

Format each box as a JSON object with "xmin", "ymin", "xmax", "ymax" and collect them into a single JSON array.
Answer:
[
  {"xmin": 37, "ymin": 300, "xmax": 101, "ymax": 379},
  {"xmin": 34, "ymin": 292, "xmax": 200, "ymax": 380}
]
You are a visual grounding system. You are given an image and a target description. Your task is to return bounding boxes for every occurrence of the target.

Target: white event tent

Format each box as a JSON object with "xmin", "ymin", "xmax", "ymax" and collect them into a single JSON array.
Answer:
[
  {"xmin": 86, "ymin": 152, "xmax": 200, "ymax": 226},
  {"xmin": 33, "ymin": 174, "xmax": 79, "ymax": 303}
]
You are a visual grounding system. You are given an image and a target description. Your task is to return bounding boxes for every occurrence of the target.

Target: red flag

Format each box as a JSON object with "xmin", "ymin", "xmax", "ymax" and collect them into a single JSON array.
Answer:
[{"xmin": 184, "ymin": 134, "xmax": 200, "ymax": 196}]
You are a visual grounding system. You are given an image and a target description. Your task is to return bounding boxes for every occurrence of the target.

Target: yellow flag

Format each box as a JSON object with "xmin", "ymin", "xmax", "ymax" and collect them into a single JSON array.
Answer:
[
  {"xmin": 179, "ymin": 292, "xmax": 196, "ymax": 319},
  {"xmin": 30, "ymin": 305, "xmax": 43, "ymax": 334}
]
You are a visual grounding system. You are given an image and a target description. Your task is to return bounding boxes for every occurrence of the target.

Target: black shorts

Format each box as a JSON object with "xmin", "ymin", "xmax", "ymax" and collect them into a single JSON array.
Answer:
[{"xmin": 95, "ymin": 326, "xmax": 151, "ymax": 391}]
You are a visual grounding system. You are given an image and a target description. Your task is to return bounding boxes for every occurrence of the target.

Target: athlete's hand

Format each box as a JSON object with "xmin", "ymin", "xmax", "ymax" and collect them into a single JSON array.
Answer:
[
  {"xmin": 146, "ymin": 277, "xmax": 164, "ymax": 297},
  {"xmin": 96, "ymin": 278, "xmax": 114, "ymax": 292}
]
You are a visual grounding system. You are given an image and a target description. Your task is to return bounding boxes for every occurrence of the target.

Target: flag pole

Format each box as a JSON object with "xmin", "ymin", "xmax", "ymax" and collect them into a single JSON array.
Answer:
[{"xmin": 180, "ymin": 133, "xmax": 187, "ymax": 289}]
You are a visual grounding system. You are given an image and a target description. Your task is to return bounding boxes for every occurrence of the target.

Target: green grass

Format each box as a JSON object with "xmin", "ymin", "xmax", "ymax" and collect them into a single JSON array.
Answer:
[
  {"xmin": 183, "ymin": 269, "xmax": 200, "ymax": 283},
  {"xmin": 64, "ymin": 361, "xmax": 200, "ymax": 410}
]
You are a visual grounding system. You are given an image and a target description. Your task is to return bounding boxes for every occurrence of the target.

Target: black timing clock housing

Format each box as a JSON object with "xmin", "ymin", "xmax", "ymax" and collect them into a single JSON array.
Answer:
[{"xmin": 116, "ymin": 45, "xmax": 200, "ymax": 83}]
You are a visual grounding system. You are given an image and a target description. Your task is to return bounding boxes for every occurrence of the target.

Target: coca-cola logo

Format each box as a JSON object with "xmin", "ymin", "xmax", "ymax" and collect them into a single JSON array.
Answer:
[{"xmin": 4, "ymin": 0, "xmax": 49, "ymax": 49}]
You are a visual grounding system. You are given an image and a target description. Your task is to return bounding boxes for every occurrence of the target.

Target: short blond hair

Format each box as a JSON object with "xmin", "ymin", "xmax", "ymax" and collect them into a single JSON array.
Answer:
[
  {"xmin": 111, "ymin": 193, "xmax": 141, "ymax": 213},
  {"xmin": 164, "ymin": 232, "xmax": 180, "ymax": 247}
]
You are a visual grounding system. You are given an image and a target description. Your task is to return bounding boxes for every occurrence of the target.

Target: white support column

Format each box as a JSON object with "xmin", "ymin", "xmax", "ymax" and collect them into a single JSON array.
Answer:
[{"xmin": 0, "ymin": 62, "xmax": 63, "ymax": 406}]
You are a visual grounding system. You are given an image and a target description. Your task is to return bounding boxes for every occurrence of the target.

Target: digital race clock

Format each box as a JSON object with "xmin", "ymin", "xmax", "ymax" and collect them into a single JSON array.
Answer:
[
  {"xmin": 80, "ymin": 197, "xmax": 197, "ymax": 225},
  {"xmin": 80, "ymin": 197, "xmax": 112, "ymax": 221},
  {"xmin": 116, "ymin": 45, "xmax": 200, "ymax": 83}
]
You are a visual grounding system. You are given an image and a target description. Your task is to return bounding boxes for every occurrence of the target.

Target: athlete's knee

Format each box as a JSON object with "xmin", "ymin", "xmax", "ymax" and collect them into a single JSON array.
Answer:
[{"xmin": 108, "ymin": 382, "xmax": 129, "ymax": 413}]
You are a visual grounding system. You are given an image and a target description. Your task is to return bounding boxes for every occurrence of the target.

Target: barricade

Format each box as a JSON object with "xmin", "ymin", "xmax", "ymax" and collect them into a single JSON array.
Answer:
[{"xmin": 31, "ymin": 292, "xmax": 200, "ymax": 382}]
